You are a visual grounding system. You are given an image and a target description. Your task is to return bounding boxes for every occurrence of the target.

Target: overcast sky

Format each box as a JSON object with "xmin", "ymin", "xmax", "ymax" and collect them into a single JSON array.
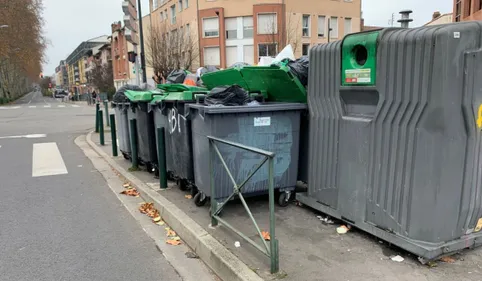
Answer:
[{"xmin": 41, "ymin": 0, "xmax": 453, "ymax": 74}]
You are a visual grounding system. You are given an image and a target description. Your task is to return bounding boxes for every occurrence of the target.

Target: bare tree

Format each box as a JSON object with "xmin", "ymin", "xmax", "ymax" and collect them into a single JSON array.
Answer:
[
  {"xmin": 88, "ymin": 61, "xmax": 115, "ymax": 95},
  {"xmin": 0, "ymin": 0, "xmax": 46, "ymax": 102},
  {"xmin": 145, "ymin": 20, "xmax": 199, "ymax": 80},
  {"xmin": 264, "ymin": 11, "xmax": 301, "ymax": 57}
]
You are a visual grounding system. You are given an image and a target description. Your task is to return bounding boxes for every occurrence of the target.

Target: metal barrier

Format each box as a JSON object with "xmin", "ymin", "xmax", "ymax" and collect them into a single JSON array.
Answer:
[{"xmin": 208, "ymin": 136, "xmax": 279, "ymax": 274}]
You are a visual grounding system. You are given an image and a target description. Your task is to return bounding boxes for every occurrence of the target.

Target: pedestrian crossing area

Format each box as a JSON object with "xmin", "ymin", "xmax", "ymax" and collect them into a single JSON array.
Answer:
[{"xmin": 0, "ymin": 104, "xmax": 81, "ymax": 110}]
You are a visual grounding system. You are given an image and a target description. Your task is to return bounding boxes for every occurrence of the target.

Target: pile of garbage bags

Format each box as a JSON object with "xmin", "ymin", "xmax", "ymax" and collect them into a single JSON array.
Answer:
[
  {"xmin": 205, "ymin": 85, "xmax": 253, "ymax": 106},
  {"xmin": 113, "ymin": 84, "xmax": 142, "ymax": 103}
]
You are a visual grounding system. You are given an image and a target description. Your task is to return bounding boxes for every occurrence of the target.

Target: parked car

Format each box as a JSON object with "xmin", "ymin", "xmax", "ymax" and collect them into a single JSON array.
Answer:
[{"xmin": 54, "ymin": 89, "xmax": 68, "ymax": 98}]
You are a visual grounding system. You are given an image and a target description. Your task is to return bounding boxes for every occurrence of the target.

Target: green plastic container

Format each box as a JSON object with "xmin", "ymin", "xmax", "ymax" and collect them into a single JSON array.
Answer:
[{"xmin": 200, "ymin": 65, "xmax": 306, "ymax": 103}]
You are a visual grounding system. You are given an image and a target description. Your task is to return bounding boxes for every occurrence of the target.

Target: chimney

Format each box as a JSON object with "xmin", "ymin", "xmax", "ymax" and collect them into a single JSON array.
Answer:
[
  {"xmin": 432, "ymin": 11, "xmax": 441, "ymax": 20},
  {"xmin": 398, "ymin": 10, "xmax": 414, "ymax": 28}
]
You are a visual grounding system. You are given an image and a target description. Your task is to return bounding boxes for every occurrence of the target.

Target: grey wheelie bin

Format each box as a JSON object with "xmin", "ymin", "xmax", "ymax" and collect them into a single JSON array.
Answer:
[
  {"xmin": 189, "ymin": 102, "xmax": 306, "ymax": 207},
  {"xmin": 296, "ymin": 23, "xmax": 482, "ymax": 262},
  {"xmin": 125, "ymin": 90, "xmax": 162, "ymax": 172},
  {"xmin": 150, "ymin": 84, "xmax": 209, "ymax": 191},
  {"xmin": 201, "ymin": 64, "xmax": 310, "ymax": 183},
  {"xmin": 112, "ymin": 102, "xmax": 131, "ymax": 160}
]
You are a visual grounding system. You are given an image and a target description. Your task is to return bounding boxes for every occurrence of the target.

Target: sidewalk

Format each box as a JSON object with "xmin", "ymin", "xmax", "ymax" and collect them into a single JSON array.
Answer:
[{"xmin": 88, "ymin": 129, "xmax": 482, "ymax": 281}]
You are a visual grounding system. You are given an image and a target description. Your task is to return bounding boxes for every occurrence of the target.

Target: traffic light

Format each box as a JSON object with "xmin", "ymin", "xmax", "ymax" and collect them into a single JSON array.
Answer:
[{"xmin": 128, "ymin": 51, "xmax": 137, "ymax": 63}]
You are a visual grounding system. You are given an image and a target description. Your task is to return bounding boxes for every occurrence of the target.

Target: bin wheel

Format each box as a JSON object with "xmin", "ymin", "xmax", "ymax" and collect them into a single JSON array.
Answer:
[
  {"xmin": 178, "ymin": 179, "xmax": 189, "ymax": 191},
  {"xmin": 194, "ymin": 192, "xmax": 207, "ymax": 207},
  {"xmin": 278, "ymin": 192, "xmax": 292, "ymax": 207},
  {"xmin": 123, "ymin": 153, "xmax": 130, "ymax": 160},
  {"xmin": 167, "ymin": 171, "xmax": 175, "ymax": 181}
]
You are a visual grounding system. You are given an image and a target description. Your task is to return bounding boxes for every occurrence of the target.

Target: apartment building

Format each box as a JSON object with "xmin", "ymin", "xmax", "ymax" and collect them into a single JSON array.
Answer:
[
  {"xmin": 111, "ymin": 22, "xmax": 138, "ymax": 89},
  {"xmin": 54, "ymin": 60, "xmax": 68, "ymax": 89},
  {"xmin": 147, "ymin": 0, "xmax": 361, "ymax": 69},
  {"xmin": 65, "ymin": 35, "xmax": 109, "ymax": 94},
  {"xmin": 453, "ymin": 0, "xmax": 482, "ymax": 21}
]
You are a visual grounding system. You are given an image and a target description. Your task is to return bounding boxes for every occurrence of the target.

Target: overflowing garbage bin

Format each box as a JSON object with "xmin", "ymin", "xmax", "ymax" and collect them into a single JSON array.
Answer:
[
  {"xmin": 112, "ymin": 102, "xmax": 131, "ymax": 159},
  {"xmin": 150, "ymin": 84, "xmax": 209, "ymax": 190},
  {"xmin": 201, "ymin": 64, "xmax": 310, "ymax": 183},
  {"xmin": 297, "ymin": 23, "xmax": 482, "ymax": 262},
  {"xmin": 189, "ymin": 102, "xmax": 306, "ymax": 207},
  {"xmin": 125, "ymin": 90, "xmax": 163, "ymax": 171}
]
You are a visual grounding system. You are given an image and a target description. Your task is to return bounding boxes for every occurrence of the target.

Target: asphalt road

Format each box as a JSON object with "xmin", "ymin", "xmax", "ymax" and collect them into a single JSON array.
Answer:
[{"xmin": 0, "ymin": 91, "xmax": 182, "ymax": 281}]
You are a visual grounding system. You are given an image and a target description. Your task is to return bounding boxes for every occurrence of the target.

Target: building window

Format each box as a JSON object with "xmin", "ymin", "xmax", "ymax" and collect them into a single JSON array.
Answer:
[
  {"xmin": 160, "ymin": 11, "xmax": 164, "ymax": 21},
  {"xmin": 258, "ymin": 43, "xmax": 277, "ymax": 57},
  {"xmin": 243, "ymin": 16, "xmax": 253, "ymax": 38},
  {"xmin": 302, "ymin": 15, "xmax": 310, "ymax": 37},
  {"xmin": 257, "ymin": 13, "xmax": 277, "ymax": 34},
  {"xmin": 170, "ymin": 5, "xmax": 176, "ymax": 24},
  {"xmin": 165, "ymin": 9, "xmax": 168, "ymax": 20},
  {"xmin": 344, "ymin": 18, "xmax": 352, "ymax": 35},
  {"xmin": 204, "ymin": 47, "xmax": 220, "ymax": 65},
  {"xmin": 330, "ymin": 17, "xmax": 338, "ymax": 38},
  {"xmin": 226, "ymin": 46, "xmax": 237, "ymax": 67},
  {"xmin": 478, "ymin": 0, "xmax": 482, "ymax": 11},
  {"xmin": 178, "ymin": 0, "xmax": 183, "ymax": 11},
  {"xmin": 318, "ymin": 16, "xmax": 326, "ymax": 37},
  {"xmin": 225, "ymin": 18, "xmax": 237, "ymax": 39},
  {"xmin": 243, "ymin": 45, "xmax": 254, "ymax": 65},
  {"xmin": 153, "ymin": 0, "xmax": 158, "ymax": 11},
  {"xmin": 203, "ymin": 17, "xmax": 219, "ymax": 37},
  {"xmin": 302, "ymin": 44, "xmax": 310, "ymax": 56},
  {"xmin": 465, "ymin": 0, "xmax": 472, "ymax": 17},
  {"xmin": 186, "ymin": 23, "xmax": 190, "ymax": 37},
  {"xmin": 184, "ymin": 0, "xmax": 189, "ymax": 8},
  {"xmin": 455, "ymin": 0, "xmax": 462, "ymax": 22}
]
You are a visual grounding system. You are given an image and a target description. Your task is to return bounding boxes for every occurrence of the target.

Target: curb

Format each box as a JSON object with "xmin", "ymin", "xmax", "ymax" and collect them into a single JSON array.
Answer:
[{"xmin": 86, "ymin": 131, "xmax": 264, "ymax": 281}]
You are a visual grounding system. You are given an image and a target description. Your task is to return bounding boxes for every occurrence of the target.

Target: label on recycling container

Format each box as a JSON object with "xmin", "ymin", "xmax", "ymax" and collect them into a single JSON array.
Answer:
[
  {"xmin": 345, "ymin": 69, "xmax": 371, "ymax": 83},
  {"xmin": 254, "ymin": 117, "xmax": 271, "ymax": 127}
]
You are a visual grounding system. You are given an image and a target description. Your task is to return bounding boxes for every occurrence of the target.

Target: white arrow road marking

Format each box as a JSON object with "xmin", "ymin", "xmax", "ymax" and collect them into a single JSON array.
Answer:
[
  {"xmin": 58, "ymin": 105, "xmax": 65, "ymax": 108},
  {"xmin": 32, "ymin": 142, "xmax": 68, "ymax": 177},
  {"xmin": 29, "ymin": 106, "xmax": 36, "ymax": 108},
  {"xmin": 0, "ymin": 134, "xmax": 46, "ymax": 140},
  {"xmin": 71, "ymin": 105, "xmax": 80, "ymax": 108},
  {"xmin": 44, "ymin": 105, "xmax": 51, "ymax": 108}
]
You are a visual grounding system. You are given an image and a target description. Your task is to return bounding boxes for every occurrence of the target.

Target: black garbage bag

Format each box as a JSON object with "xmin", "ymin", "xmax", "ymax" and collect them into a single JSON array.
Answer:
[
  {"xmin": 286, "ymin": 56, "xmax": 309, "ymax": 86},
  {"xmin": 205, "ymin": 85, "xmax": 252, "ymax": 106},
  {"xmin": 113, "ymin": 84, "xmax": 142, "ymax": 103},
  {"xmin": 166, "ymin": 69, "xmax": 187, "ymax": 84},
  {"xmin": 229, "ymin": 62, "xmax": 250, "ymax": 68}
]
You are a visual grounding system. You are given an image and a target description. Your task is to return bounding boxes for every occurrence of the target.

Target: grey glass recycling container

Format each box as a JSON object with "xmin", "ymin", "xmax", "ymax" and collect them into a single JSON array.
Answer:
[
  {"xmin": 296, "ymin": 22, "xmax": 482, "ymax": 262},
  {"xmin": 112, "ymin": 102, "xmax": 131, "ymax": 159},
  {"xmin": 189, "ymin": 102, "xmax": 306, "ymax": 207},
  {"xmin": 125, "ymin": 91, "xmax": 159, "ymax": 171}
]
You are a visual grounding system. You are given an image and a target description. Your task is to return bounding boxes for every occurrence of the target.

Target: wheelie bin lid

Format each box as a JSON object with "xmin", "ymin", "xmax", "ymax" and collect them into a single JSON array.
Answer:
[
  {"xmin": 157, "ymin": 84, "xmax": 207, "ymax": 93},
  {"xmin": 240, "ymin": 65, "xmax": 306, "ymax": 103},
  {"xmin": 200, "ymin": 68, "xmax": 249, "ymax": 90},
  {"xmin": 125, "ymin": 90, "xmax": 164, "ymax": 102}
]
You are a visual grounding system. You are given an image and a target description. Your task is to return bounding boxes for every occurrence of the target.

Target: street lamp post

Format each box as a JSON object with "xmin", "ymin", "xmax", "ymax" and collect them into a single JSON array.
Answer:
[{"xmin": 137, "ymin": 0, "xmax": 147, "ymax": 83}]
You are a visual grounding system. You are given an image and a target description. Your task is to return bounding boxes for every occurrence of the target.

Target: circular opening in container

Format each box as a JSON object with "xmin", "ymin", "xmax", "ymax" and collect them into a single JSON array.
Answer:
[{"xmin": 353, "ymin": 45, "xmax": 368, "ymax": 66}]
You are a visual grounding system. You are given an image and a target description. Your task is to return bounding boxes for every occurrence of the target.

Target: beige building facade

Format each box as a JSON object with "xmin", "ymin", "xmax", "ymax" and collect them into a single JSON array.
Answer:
[{"xmin": 147, "ymin": 0, "xmax": 361, "ymax": 70}]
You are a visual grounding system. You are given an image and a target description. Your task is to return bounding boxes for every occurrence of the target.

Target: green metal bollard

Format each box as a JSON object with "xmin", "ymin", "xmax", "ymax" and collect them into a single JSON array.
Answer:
[
  {"xmin": 99, "ymin": 110, "xmax": 105, "ymax": 146},
  {"xmin": 157, "ymin": 127, "xmax": 168, "ymax": 189},
  {"xmin": 110, "ymin": 114, "xmax": 118, "ymax": 157},
  {"xmin": 129, "ymin": 119, "xmax": 139, "ymax": 169},
  {"xmin": 95, "ymin": 103, "xmax": 100, "ymax": 133},
  {"xmin": 104, "ymin": 100, "xmax": 110, "ymax": 127}
]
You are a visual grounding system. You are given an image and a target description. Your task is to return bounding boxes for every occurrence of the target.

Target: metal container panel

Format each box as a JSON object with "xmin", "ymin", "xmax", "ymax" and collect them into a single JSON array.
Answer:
[
  {"xmin": 299, "ymin": 22, "xmax": 482, "ymax": 260},
  {"xmin": 114, "ymin": 103, "xmax": 131, "ymax": 154}
]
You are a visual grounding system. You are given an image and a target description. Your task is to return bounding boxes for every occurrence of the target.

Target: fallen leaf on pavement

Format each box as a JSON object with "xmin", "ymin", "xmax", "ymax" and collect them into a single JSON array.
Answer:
[
  {"xmin": 139, "ymin": 202, "xmax": 154, "ymax": 214},
  {"xmin": 155, "ymin": 220, "xmax": 165, "ymax": 226},
  {"xmin": 166, "ymin": 239, "xmax": 182, "ymax": 246},
  {"xmin": 152, "ymin": 216, "xmax": 162, "ymax": 223},
  {"xmin": 120, "ymin": 188, "xmax": 140, "ymax": 197},
  {"xmin": 261, "ymin": 231, "xmax": 270, "ymax": 241},
  {"xmin": 336, "ymin": 225, "xmax": 350, "ymax": 234},
  {"xmin": 184, "ymin": 194, "xmax": 192, "ymax": 199},
  {"xmin": 427, "ymin": 261, "xmax": 438, "ymax": 268},
  {"xmin": 440, "ymin": 256, "xmax": 456, "ymax": 263},
  {"xmin": 167, "ymin": 229, "xmax": 177, "ymax": 237},
  {"xmin": 171, "ymin": 236, "xmax": 181, "ymax": 241}
]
